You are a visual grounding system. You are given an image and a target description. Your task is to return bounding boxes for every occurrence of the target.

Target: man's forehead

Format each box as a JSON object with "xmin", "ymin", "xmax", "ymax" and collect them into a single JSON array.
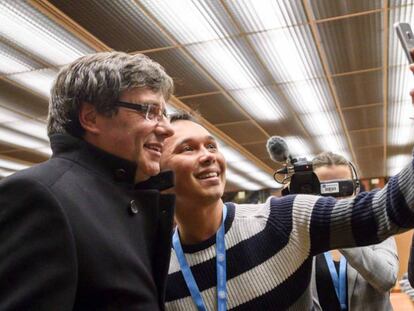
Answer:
[
  {"xmin": 121, "ymin": 87, "xmax": 165, "ymax": 103},
  {"xmin": 315, "ymin": 165, "xmax": 352, "ymax": 179},
  {"xmin": 168, "ymin": 120, "xmax": 215, "ymax": 144},
  {"xmin": 172, "ymin": 120, "xmax": 209, "ymax": 134}
]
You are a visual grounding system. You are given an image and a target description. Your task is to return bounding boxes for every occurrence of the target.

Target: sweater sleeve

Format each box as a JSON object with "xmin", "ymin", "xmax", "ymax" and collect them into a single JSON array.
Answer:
[
  {"xmin": 278, "ymin": 159, "xmax": 414, "ymax": 255},
  {"xmin": 0, "ymin": 175, "xmax": 77, "ymax": 310}
]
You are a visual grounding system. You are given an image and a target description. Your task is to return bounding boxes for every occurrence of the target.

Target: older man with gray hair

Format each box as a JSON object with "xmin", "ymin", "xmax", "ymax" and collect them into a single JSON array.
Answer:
[{"xmin": 0, "ymin": 52, "xmax": 175, "ymax": 310}]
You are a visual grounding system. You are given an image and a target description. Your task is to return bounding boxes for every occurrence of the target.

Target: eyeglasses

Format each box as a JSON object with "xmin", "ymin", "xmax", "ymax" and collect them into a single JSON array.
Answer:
[{"xmin": 114, "ymin": 101, "xmax": 168, "ymax": 122}]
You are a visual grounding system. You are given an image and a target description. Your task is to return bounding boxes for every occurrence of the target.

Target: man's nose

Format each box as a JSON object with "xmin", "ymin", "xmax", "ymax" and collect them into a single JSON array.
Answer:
[
  {"xmin": 200, "ymin": 148, "xmax": 215, "ymax": 165},
  {"xmin": 155, "ymin": 117, "xmax": 174, "ymax": 139}
]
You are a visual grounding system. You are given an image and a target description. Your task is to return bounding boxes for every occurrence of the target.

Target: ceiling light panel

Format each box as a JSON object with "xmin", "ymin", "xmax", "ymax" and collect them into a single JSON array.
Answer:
[
  {"xmin": 301, "ymin": 110, "xmax": 343, "ymax": 136},
  {"xmin": 187, "ymin": 38, "xmax": 270, "ymax": 90},
  {"xmin": 388, "ymin": 100, "xmax": 414, "ymax": 146},
  {"xmin": 388, "ymin": 66, "xmax": 412, "ymax": 103},
  {"xmin": 148, "ymin": 48, "xmax": 219, "ymax": 97},
  {"xmin": 37, "ymin": 146, "xmax": 52, "ymax": 156},
  {"xmin": 0, "ymin": 53, "xmax": 31, "ymax": 75},
  {"xmin": 390, "ymin": 1, "xmax": 414, "ymax": 8},
  {"xmin": 239, "ymin": 182, "xmax": 264, "ymax": 191},
  {"xmin": 229, "ymin": 160, "xmax": 264, "ymax": 173},
  {"xmin": 0, "ymin": 106, "xmax": 25, "ymax": 123},
  {"xmin": 220, "ymin": 145, "xmax": 246, "ymax": 163},
  {"xmin": 227, "ymin": 162, "xmax": 276, "ymax": 188},
  {"xmin": 0, "ymin": 156, "xmax": 30, "ymax": 171},
  {"xmin": 389, "ymin": 125, "xmax": 414, "ymax": 146},
  {"xmin": 261, "ymin": 179, "xmax": 281, "ymax": 189},
  {"xmin": 315, "ymin": 134, "xmax": 349, "ymax": 159},
  {"xmin": 139, "ymin": 0, "xmax": 237, "ymax": 44},
  {"xmin": 226, "ymin": 167, "xmax": 264, "ymax": 191},
  {"xmin": 237, "ymin": 182, "xmax": 263, "ymax": 191},
  {"xmin": 0, "ymin": 168, "xmax": 14, "ymax": 178},
  {"xmin": 223, "ymin": 0, "xmax": 307, "ymax": 32},
  {"xmin": 0, "ymin": 41, "xmax": 43, "ymax": 75},
  {"xmin": 283, "ymin": 136, "xmax": 313, "ymax": 159},
  {"xmin": 0, "ymin": 125, "xmax": 49, "ymax": 151},
  {"xmin": 249, "ymin": 26, "xmax": 324, "ymax": 83},
  {"xmin": 280, "ymin": 79, "xmax": 334, "ymax": 114},
  {"xmin": 229, "ymin": 86, "xmax": 285, "ymax": 122},
  {"xmin": 387, "ymin": 154, "xmax": 412, "ymax": 176},
  {"xmin": 300, "ymin": 109, "xmax": 349, "ymax": 156},
  {"xmin": 219, "ymin": 142, "xmax": 276, "ymax": 189},
  {"xmin": 7, "ymin": 68, "xmax": 57, "ymax": 98},
  {"xmin": 0, "ymin": 1, "xmax": 95, "ymax": 66},
  {"xmin": 248, "ymin": 170, "xmax": 275, "ymax": 183},
  {"xmin": 388, "ymin": 100, "xmax": 413, "ymax": 128},
  {"xmin": 3, "ymin": 119, "xmax": 48, "ymax": 141}
]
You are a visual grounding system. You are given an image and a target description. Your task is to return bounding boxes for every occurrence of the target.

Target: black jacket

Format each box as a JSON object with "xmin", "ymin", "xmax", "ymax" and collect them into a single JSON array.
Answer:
[{"xmin": 0, "ymin": 134, "xmax": 175, "ymax": 310}]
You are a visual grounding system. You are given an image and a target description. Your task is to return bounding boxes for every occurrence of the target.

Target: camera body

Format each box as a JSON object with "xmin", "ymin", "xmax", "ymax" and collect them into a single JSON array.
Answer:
[{"xmin": 277, "ymin": 157, "xmax": 356, "ymax": 197}]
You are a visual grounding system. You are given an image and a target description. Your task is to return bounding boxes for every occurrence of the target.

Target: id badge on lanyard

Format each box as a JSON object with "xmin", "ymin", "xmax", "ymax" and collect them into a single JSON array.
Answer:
[
  {"xmin": 324, "ymin": 251, "xmax": 347, "ymax": 311},
  {"xmin": 173, "ymin": 204, "xmax": 228, "ymax": 311}
]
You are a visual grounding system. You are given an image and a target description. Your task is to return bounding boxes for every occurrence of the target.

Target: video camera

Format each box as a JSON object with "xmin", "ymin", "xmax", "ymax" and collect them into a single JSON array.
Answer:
[
  {"xmin": 275, "ymin": 157, "xmax": 355, "ymax": 197},
  {"xmin": 266, "ymin": 136, "xmax": 357, "ymax": 197}
]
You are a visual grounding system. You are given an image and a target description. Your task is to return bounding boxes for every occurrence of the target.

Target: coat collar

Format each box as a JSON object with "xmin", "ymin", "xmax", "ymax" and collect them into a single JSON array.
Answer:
[
  {"xmin": 135, "ymin": 170, "xmax": 174, "ymax": 191},
  {"xmin": 50, "ymin": 133, "xmax": 175, "ymax": 188}
]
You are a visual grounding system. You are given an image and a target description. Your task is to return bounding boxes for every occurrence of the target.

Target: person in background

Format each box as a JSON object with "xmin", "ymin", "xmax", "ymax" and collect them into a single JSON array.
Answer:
[
  {"xmin": 405, "ymin": 210, "xmax": 414, "ymax": 288},
  {"xmin": 311, "ymin": 151, "xmax": 398, "ymax": 311},
  {"xmin": 158, "ymin": 106, "xmax": 414, "ymax": 310},
  {"xmin": 0, "ymin": 51, "xmax": 175, "ymax": 310}
]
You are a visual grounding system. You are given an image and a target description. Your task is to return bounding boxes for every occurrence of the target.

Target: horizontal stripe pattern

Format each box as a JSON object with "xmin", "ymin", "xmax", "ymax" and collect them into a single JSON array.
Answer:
[{"xmin": 166, "ymin": 156, "xmax": 414, "ymax": 310}]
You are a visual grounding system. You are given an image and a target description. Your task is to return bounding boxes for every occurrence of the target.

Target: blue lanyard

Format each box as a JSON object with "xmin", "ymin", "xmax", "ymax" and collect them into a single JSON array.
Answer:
[
  {"xmin": 323, "ymin": 252, "xmax": 347, "ymax": 311},
  {"xmin": 172, "ymin": 205, "xmax": 228, "ymax": 311}
]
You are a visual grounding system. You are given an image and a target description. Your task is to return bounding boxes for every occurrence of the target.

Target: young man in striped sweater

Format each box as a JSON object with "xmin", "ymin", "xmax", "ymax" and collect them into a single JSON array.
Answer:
[{"xmin": 160, "ymin": 93, "xmax": 414, "ymax": 310}]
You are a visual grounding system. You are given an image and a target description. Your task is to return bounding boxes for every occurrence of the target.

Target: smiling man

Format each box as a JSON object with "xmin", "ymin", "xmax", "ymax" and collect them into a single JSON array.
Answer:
[
  {"xmin": 161, "ymin": 114, "xmax": 226, "ymax": 246},
  {"xmin": 0, "ymin": 52, "xmax": 175, "ymax": 310},
  {"xmin": 160, "ymin": 110, "xmax": 414, "ymax": 311}
]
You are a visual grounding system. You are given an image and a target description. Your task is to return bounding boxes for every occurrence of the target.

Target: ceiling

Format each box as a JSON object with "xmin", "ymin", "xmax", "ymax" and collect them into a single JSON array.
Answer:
[{"xmin": 0, "ymin": 0, "xmax": 414, "ymax": 191}]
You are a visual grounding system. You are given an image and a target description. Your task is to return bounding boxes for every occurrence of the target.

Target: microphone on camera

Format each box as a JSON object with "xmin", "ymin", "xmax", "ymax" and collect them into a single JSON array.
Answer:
[{"xmin": 266, "ymin": 136, "xmax": 290, "ymax": 163}]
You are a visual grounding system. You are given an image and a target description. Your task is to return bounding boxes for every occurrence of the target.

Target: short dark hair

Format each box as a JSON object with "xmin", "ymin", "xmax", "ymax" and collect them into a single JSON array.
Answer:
[{"xmin": 169, "ymin": 110, "xmax": 200, "ymax": 124}]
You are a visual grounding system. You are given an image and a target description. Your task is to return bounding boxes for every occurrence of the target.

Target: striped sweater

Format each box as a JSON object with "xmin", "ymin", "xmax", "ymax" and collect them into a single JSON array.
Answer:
[{"xmin": 165, "ymin": 159, "xmax": 414, "ymax": 310}]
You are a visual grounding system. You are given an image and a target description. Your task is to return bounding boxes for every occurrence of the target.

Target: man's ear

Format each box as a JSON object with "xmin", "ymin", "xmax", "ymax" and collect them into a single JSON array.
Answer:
[{"xmin": 79, "ymin": 102, "xmax": 100, "ymax": 134}]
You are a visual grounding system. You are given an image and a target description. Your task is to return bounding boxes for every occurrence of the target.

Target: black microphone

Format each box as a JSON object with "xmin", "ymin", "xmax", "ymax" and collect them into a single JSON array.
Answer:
[{"xmin": 266, "ymin": 136, "xmax": 290, "ymax": 163}]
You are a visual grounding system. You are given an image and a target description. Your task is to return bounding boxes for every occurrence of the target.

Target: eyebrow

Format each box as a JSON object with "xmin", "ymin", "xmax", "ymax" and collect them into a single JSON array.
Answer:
[
  {"xmin": 175, "ymin": 135, "xmax": 216, "ymax": 147},
  {"xmin": 142, "ymin": 101, "xmax": 162, "ymax": 107},
  {"xmin": 136, "ymin": 99, "xmax": 165, "ymax": 107}
]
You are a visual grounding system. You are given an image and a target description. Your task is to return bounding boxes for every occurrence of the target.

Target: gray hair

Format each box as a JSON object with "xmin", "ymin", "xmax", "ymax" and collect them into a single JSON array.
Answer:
[
  {"xmin": 312, "ymin": 151, "xmax": 350, "ymax": 170},
  {"xmin": 47, "ymin": 51, "xmax": 174, "ymax": 137}
]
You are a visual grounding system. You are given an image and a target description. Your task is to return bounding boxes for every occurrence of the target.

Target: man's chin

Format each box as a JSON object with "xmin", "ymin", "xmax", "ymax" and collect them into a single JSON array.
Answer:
[
  {"xmin": 135, "ymin": 163, "xmax": 160, "ymax": 182},
  {"xmin": 200, "ymin": 188, "xmax": 224, "ymax": 201}
]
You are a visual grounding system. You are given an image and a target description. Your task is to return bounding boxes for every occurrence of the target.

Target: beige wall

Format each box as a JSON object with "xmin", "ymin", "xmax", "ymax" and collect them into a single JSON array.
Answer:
[{"xmin": 396, "ymin": 229, "xmax": 414, "ymax": 280}]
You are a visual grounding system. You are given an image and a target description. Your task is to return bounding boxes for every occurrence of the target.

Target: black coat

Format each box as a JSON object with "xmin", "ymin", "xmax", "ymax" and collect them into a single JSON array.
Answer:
[{"xmin": 0, "ymin": 134, "xmax": 175, "ymax": 310}]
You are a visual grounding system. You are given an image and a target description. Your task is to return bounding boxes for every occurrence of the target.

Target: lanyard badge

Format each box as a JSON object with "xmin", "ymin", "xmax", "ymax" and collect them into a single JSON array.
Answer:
[
  {"xmin": 323, "ymin": 251, "xmax": 347, "ymax": 311},
  {"xmin": 173, "ymin": 204, "xmax": 228, "ymax": 311}
]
